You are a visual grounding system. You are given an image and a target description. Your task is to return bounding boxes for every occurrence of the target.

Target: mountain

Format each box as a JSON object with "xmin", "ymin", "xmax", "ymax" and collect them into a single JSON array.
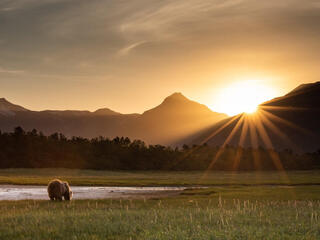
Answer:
[
  {"xmin": 93, "ymin": 108, "xmax": 121, "ymax": 116},
  {"xmin": 180, "ymin": 81, "xmax": 320, "ymax": 153},
  {"xmin": 143, "ymin": 93, "xmax": 216, "ymax": 117},
  {"xmin": 262, "ymin": 81, "xmax": 320, "ymax": 108},
  {"xmin": 0, "ymin": 98, "xmax": 29, "ymax": 116},
  {"xmin": 132, "ymin": 93, "xmax": 227, "ymax": 144},
  {"xmin": 0, "ymin": 93, "xmax": 227, "ymax": 145},
  {"xmin": 286, "ymin": 82, "xmax": 320, "ymax": 96}
]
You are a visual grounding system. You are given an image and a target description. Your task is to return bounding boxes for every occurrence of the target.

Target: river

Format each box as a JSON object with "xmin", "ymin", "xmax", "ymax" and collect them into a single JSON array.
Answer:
[{"xmin": 0, "ymin": 185, "xmax": 190, "ymax": 200}]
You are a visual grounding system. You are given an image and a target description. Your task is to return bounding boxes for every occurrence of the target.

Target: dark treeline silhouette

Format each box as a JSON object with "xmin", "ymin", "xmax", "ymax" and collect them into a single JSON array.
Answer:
[{"xmin": 0, "ymin": 127, "xmax": 319, "ymax": 170}]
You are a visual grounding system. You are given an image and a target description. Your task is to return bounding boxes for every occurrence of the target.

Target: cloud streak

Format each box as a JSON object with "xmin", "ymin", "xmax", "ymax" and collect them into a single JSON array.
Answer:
[
  {"xmin": 0, "ymin": 67, "xmax": 24, "ymax": 74},
  {"xmin": 117, "ymin": 41, "xmax": 147, "ymax": 57}
]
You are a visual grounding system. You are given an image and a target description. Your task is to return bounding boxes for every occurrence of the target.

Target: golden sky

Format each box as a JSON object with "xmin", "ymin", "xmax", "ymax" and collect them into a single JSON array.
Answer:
[{"xmin": 0, "ymin": 0, "xmax": 319, "ymax": 114}]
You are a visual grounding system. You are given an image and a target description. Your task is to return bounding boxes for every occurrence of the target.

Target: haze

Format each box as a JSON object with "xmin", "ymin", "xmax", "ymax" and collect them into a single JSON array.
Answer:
[{"xmin": 1, "ymin": 0, "xmax": 320, "ymax": 114}]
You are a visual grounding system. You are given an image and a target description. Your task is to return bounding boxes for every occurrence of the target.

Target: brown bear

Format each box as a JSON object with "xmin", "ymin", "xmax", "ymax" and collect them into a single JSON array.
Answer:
[{"xmin": 47, "ymin": 179, "xmax": 73, "ymax": 201}]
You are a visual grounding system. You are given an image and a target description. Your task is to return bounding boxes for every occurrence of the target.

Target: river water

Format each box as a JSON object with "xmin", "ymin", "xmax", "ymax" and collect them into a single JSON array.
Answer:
[{"xmin": 0, "ymin": 185, "xmax": 189, "ymax": 200}]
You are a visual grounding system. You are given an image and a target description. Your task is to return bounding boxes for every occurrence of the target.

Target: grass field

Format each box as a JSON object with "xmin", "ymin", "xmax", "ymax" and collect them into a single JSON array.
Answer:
[
  {"xmin": 0, "ymin": 168, "xmax": 320, "ymax": 186},
  {"xmin": 0, "ymin": 192, "xmax": 319, "ymax": 240},
  {"xmin": 0, "ymin": 169, "xmax": 320, "ymax": 239}
]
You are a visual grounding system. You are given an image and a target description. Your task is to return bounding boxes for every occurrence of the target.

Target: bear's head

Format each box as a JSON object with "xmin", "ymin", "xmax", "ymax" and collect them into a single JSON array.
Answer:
[{"xmin": 63, "ymin": 182, "xmax": 73, "ymax": 200}]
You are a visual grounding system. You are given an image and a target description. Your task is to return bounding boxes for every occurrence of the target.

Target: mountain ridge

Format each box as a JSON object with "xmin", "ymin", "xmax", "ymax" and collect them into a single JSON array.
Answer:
[
  {"xmin": 0, "ymin": 98, "xmax": 29, "ymax": 116},
  {"xmin": 0, "ymin": 93, "xmax": 227, "ymax": 145}
]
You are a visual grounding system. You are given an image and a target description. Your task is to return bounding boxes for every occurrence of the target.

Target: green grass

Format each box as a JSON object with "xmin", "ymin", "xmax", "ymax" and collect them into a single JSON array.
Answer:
[
  {"xmin": 0, "ymin": 193, "xmax": 319, "ymax": 240},
  {"xmin": 0, "ymin": 168, "xmax": 320, "ymax": 186},
  {"xmin": 182, "ymin": 185, "xmax": 320, "ymax": 201},
  {"xmin": 1, "ymin": 169, "xmax": 320, "ymax": 239}
]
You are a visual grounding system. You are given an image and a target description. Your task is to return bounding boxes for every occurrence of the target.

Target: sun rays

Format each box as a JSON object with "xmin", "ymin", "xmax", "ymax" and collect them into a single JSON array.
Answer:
[
  {"xmin": 200, "ymin": 103, "xmax": 314, "ymax": 178},
  {"xmin": 214, "ymin": 80, "xmax": 278, "ymax": 116}
]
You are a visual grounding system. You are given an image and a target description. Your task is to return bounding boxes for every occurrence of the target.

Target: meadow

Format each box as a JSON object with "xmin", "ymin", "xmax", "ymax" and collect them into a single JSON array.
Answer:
[
  {"xmin": 0, "ymin": 168, "xmax": 320, "ymax": 186},
  {"xmin": 0, "ymin": 190, "xmax": 319, "ymax": 240},
  {"xmin": 0, "ymin": 169, "xmax": 320, "ymax": 239}
]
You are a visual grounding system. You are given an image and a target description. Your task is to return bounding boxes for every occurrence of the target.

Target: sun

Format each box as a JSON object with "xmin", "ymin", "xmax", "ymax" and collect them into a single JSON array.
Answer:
[{"xmin": 214, "ymin": 80, "xmax": 277, "ymax": 116}]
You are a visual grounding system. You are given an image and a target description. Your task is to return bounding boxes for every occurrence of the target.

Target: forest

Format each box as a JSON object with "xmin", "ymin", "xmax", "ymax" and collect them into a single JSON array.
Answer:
[{"xmin": 0, "ymin": 127, "xmax": 319, "ymax": 171}]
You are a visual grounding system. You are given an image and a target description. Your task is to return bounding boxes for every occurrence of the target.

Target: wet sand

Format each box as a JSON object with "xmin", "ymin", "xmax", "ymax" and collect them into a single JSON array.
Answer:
[{"xmin": 0, "ymin": 185, "xmax": 190, "ymax": 200}]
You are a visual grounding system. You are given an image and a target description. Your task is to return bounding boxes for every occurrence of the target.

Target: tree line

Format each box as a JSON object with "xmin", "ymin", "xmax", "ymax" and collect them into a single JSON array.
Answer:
[{"xmin": 0, "ymin": 127, "xmax": 319, "ymax": 170}]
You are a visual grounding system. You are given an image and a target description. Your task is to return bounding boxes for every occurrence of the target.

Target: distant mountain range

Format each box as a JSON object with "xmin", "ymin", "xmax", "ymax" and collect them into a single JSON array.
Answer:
[
  {"xmin": 181, "ymin": 81, "xmax": 320, "ymax": 153},
  {"xmin": 0, "ymin": 93, "xmax": 227, "ymax": 145},
  {"xmin": 2, "ymin": 82, "xmax": 320, "ymax": 152}
]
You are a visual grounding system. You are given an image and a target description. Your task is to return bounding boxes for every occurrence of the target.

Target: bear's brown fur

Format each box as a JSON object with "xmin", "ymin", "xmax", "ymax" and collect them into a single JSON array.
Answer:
[{"xmin": 47, "ymin": 179, "xmax": 73, "ymax": 201}]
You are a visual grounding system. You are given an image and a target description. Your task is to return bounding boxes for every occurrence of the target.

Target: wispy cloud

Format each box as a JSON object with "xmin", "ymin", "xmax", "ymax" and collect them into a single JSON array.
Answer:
[
  {"xmin": 0, "ymin": 67, "xmax": 24, "ymax": 74},
  {"xmin": 117, "ymin": 41, "xmax": 147, "ymax": 57}
]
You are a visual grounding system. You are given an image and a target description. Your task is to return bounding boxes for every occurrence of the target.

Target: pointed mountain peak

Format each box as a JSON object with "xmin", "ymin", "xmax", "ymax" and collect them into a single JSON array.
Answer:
[
  {"xmin": 94, "ymin": 108, "xmax": 121, "ymax": 116},
  {"xmin": 142, "ymin": 92, "xmax": 227, "ymax": 120},
  {"xmin": 163, "ymin": 92, "xmax": 189, "ymax": 103}
]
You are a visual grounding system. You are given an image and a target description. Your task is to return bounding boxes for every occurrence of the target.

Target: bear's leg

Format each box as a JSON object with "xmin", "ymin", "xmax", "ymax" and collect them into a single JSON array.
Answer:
[
  {"xmin": 50, "ymin": 197, "xmax": 55, "ymax": 201},
  {"xmin": 57, "ymin": 196, "xmax": 63, "ymax": 201}
]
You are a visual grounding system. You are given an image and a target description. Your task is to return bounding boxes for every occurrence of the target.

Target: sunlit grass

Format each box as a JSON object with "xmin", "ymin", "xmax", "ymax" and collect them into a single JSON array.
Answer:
[
  {"xmin": 0, "ymin": 195, "xmax": 319, "ymax": 240},
  {"xmin": 0, "ymin": 169, "xmax": 320, "ymax": 186}
]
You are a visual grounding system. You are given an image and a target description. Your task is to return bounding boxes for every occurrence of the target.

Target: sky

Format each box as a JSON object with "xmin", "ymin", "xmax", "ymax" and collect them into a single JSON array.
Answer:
[{"xmin": 0, "ymin": 0, "xmax": 320, "ymax": 114}]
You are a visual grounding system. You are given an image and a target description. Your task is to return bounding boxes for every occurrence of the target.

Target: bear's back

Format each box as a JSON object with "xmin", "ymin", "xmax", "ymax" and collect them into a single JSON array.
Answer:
[{"xmin": 48, "ymin": 179, "xmax": 63, "ymax": 197}]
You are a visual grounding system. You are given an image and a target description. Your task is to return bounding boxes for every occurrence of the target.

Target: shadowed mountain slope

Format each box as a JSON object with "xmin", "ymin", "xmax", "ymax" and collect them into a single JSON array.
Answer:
[
  {"xmin": 181, "ymin": 82, "xmax": 320, "ymax": 153},
  {"xmin": 0, "ymin": 98, "xmax": 29, "ymax": 116},
  {"xmin": 0, "ymin": 93, "xmax": 227, "ymax": 145}
]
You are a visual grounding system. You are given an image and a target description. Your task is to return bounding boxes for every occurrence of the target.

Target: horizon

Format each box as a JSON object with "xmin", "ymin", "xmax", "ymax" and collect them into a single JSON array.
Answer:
[
  {"xmin": 0, "ymin": 87, "xmax": 282, "ymax": 116},
  {"xmin": 0, "ymin": 80, "xmax": 317, "ymax": 116},
  {"xmin": 0, "ymin": 84, "xmax": 282, "ymax": 115}
]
